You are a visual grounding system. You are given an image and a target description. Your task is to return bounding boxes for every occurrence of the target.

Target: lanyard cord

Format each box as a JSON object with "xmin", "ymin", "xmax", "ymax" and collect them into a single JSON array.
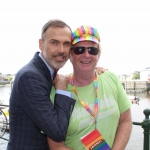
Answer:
[{"xmin": 70, "ymin": 73, "xmax": 99, "ymax": 127}]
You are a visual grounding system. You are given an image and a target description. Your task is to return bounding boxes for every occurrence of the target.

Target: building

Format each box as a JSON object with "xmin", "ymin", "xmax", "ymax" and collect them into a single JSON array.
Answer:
[
  {"xmin": 0, "ymin": 74, "xmax": 4, "ymax": 81},
  {"xmin": 119, "ymin": 74, "xmax": 130, "ymax": 81},
  {"xmin": 140, "ymin": 67, "xmax": 150, "ymax": 81}
]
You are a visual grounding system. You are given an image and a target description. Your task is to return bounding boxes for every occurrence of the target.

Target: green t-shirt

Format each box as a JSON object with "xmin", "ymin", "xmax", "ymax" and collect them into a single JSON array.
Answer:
[{"xmin": 50, "ymin": 71, "xmax": 131, "ymax": 150}]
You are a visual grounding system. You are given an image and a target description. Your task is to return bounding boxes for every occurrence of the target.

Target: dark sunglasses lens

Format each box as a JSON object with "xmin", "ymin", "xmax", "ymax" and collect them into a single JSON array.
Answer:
[
  {"xmin": 88, "ymin": 47, "xmax": 100, "ymax": 55},
  {"xmin": 73, "ymin": 47, "xmax": 85, "ymax": 54},
  {"xmin": 72, "ymin": 47, "xmax": 100, "ymax": 55}
]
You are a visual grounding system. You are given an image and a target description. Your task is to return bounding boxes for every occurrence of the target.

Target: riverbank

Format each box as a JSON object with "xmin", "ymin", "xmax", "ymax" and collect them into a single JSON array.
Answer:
[
  {"xmin": 0, "ymin": 84, "xmax": 10, "ymax": 87},
  {"xmin": 122, "ymin": 80, "xmax": 150, "ymax": 92}
]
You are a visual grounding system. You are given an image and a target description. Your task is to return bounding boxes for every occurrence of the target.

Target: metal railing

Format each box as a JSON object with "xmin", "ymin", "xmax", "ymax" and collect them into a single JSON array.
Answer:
[{"xmin": 133, "ymin": 108, "xmax": 150, "ymax": 150}]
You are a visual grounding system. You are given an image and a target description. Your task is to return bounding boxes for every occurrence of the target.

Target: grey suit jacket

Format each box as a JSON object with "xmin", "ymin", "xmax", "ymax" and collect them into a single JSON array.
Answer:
[{"xmin": 7, "ymin": 52, "xmax": 75, "ymax": 150}]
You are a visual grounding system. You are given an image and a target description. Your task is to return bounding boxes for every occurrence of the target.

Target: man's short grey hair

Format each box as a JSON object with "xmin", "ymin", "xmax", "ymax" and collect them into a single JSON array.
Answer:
[{"xmin": 41, "ymin": 19, "xmax": 72, "ymax": 40}]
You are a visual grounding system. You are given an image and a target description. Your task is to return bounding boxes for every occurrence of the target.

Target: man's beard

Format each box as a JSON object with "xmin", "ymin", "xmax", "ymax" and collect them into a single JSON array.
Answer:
[
  {"xmin": 50, "ymin": 59, "xmax": 67, "ymax": 69},
  {"xmin": 50, "ymin": 53, "xmax": 68, "ymax": 69},
  {"xmin": 43, "ymin": 52, "xmax": 68, "ymax": 69}
]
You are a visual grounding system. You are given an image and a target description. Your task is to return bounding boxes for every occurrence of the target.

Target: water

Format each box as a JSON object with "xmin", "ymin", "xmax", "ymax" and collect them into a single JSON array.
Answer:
[
  {"xmin": 0, "ymin": 86, "xmax": 11, "ymax": 105},
  {"xmin": 126, "ymin": 91, "xmax": 150, "ymax": 150},
  {"xmin": 0, "ymin": 86, "xmax": 150, "ymax": 150}
]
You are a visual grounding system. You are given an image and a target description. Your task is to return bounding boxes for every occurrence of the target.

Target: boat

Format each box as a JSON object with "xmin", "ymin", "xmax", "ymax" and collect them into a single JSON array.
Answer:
[{"xmin": 128, "ymin": 96, "xmax": 140, "ymax": 104}]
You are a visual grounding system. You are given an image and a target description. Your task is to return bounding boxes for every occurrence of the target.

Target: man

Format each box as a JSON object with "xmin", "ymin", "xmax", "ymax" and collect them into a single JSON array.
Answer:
[
  {"xmin": 48, "ymin": 25, "xmax": 132, "ymax": 150},
  {"xmin": 7, "ymin": 19, "xmax": 76, "ymax": 150}
]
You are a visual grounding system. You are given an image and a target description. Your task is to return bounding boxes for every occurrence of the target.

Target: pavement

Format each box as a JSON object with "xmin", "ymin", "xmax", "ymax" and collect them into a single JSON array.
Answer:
[{"xmin": 0, "ymin": 131, "xmax": 9, "ymax": 150}]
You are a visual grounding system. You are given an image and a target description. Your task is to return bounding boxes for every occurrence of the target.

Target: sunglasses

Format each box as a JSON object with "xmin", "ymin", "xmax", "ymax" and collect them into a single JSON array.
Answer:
[{"xmin": 71, "ymin": 47, "xmax": 100, "ymax": 55}]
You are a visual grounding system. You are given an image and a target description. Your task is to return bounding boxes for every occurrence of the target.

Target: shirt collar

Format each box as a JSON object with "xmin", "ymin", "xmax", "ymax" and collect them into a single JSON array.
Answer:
[{"xmin": 39, "ymin": 53, "xmax": 54, "ymax": 79}]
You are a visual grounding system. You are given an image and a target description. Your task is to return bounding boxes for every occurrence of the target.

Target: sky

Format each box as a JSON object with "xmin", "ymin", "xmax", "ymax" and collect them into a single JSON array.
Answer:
[{"xmin": 0, "ymin": 0, "xmax": 150, "ymax": 76}]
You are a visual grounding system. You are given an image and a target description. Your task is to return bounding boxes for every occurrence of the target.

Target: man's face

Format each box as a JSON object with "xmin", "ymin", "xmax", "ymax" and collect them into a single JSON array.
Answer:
[
  {"xmin": 70, "ymin": 41, "xmax": 100, "ymax": 73},
  {"xmin": 39, "ymin": 27, "xmax": 72, "ymax": 69}
]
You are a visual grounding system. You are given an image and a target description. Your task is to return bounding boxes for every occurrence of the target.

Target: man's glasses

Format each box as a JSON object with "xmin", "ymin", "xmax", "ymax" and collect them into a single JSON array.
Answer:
[{"xmin": 71, "ymin": 47, "xmax": 100, "ymax": 55}]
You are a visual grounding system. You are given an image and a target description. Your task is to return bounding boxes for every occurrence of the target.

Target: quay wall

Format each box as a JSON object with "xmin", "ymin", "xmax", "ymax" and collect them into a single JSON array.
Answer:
[
  {"xmin": 0, "ymin": 81, "xmax": 10, "ymax": 85},
  {"xmin": 121, "ymin": 81, "xmax": 150, "ymax": 91}
]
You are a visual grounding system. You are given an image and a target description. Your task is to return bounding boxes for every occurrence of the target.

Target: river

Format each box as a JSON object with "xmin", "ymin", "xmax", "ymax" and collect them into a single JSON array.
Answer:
[{"xmin": 0, "ymin": 85, "xmax": 150, "ymax": 150}]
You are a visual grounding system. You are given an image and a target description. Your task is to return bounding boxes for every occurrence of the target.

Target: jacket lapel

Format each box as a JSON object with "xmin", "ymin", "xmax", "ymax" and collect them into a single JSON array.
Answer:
[{"xmin": 33, "ymin": 52, "xmax": 52, "ymax": 84}]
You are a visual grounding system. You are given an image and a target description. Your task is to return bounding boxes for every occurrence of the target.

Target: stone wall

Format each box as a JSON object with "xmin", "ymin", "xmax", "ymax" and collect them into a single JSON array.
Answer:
[{"xmin": 122, "ymin": 81, "xmax": 150, "ymax": 91}]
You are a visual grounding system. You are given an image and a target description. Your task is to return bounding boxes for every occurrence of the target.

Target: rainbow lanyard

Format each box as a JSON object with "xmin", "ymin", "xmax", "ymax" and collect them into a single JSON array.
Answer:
[{"xmin": 70, "ymin": 73, "xmax": 99, "ymax": 126}]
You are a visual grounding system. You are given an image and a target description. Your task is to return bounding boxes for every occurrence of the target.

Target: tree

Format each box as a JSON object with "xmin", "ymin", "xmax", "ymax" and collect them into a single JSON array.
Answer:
[
  {"xmin": 4, "ymin": 76, "xmax": 13, "ymax": 81},
  {"xmin": 8, "ymin": 77, "xmax": 13, "ymax": 81},
  {"xmin": 132, "ymin": 73, "xmax": 140, "ymax": 80}
]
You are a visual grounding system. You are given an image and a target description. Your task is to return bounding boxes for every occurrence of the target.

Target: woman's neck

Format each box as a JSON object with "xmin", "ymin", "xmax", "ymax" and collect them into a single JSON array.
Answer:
[{"xmin": 73, "ymin": 71, "xmax": 95, "ymax": 87}]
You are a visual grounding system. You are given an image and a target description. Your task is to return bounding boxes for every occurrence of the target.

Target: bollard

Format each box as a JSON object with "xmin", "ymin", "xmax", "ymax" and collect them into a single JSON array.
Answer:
[{"xmin": 133, "ymin": 109, "xmax": 150, "ymax": 150}]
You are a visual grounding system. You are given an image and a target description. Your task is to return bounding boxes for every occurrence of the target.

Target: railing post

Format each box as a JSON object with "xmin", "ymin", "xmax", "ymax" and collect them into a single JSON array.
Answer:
[
  {"xmin": 10, "ymin": 81, "xmax": 13, "ymax": 92},
  {"xmin": 133, "ymin": 109, "xmax": 150, "ymax": 150},
  {"xmin": 143, "ymin": 109, "xmax": 150, "ymax": 150}
]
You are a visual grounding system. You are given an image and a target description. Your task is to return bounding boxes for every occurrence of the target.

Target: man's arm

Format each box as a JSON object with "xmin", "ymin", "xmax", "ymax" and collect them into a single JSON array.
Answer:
[
  {"xmin": 19, "ymin": 72, "xmax": 75, "ymax": 142},
  {"xmin": 47, "ymin": 138, "xmax": 72, "ymax": 150},
  {"xmin": 46, "ymin": 74, "xmax": 73, "ymax": 150},
  {"xmin": 112, "ymin": 109, "xmax": 132, "ymax": 150}
]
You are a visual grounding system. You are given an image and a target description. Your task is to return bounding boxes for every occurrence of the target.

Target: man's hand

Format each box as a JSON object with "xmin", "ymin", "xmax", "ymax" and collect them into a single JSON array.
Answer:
[
  {"xmin": 47, "ymin": 138, "xmax": 72, "ymax": 150},
  {"xmin": 53, "ymin": 74, "xmax": 69, "ymax": 90},
  {"xmin": 95, "ymin": 67, "xmax": 108, "ymax": 75}
]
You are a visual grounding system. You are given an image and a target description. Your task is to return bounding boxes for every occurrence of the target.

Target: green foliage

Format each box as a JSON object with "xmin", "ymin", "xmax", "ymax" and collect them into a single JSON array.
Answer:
[
  {"xmin": 132, "ymin": 73, "xmax": 140, "ymax": 80},
  {"xmin": 4, "ymin": 76, "xmax": 13, "ymax": 81},
  {"xmin": 8, "ymin": 77, "xmax": 13, "ymax": 81}
]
